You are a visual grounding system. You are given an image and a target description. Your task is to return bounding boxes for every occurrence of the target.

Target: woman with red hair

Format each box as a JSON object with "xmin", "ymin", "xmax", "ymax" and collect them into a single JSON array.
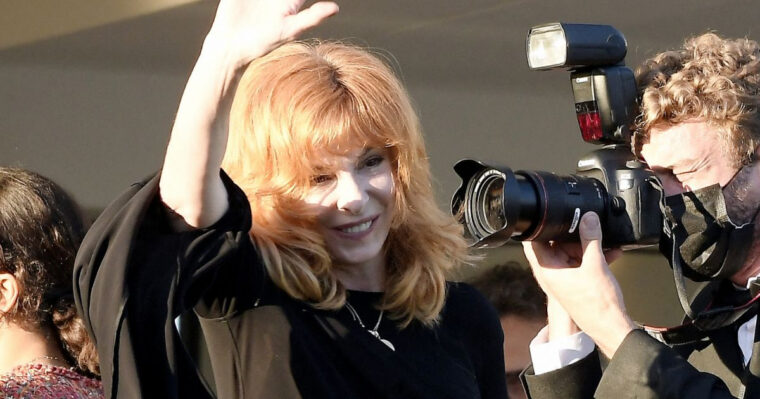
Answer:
[{"xmin": 75, "ymin": 1, "xmax": 506, "ymax": 398}]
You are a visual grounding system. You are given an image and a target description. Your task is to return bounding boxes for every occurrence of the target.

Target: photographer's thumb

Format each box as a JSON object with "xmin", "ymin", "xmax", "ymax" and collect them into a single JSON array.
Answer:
[{"xmin": 579, "ymin": 212, "xmax": 606, "ymax": 269}]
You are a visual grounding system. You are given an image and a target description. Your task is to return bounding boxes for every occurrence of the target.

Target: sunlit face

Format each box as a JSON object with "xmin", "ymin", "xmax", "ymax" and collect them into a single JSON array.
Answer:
[
  {"xmin": 640, "ymin": 120, "xmax": 760, "ymax": 283},
  {"xmin": 501, "ymin": 315, "xmax": 544, "ymax": 399},
  {"xmin": 303, "ymin": 146, "xmax": 396, "ymax": 271},
  {"xmin": 640, "ymin": 121, "xmax": 738, "ymax": 196}
]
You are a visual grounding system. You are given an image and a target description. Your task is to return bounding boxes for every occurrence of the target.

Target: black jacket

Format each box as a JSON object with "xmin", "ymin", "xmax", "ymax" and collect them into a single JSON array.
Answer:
[{"xmin": 74, "ymin": 173, "xmax": 507, "ymax": 399}]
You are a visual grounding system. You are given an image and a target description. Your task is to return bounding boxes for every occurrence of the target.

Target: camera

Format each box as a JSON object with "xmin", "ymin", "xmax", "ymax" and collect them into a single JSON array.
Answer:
[{"xmin": 451, "ymin": 23, "xmax": 663, "ymax": 249}]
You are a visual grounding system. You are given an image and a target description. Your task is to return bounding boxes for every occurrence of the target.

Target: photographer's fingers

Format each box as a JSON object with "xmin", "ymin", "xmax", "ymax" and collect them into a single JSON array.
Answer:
[
  {"xmin": 283, "ymin": 1, "xmax": 339, "ymax": 39},
  {"xmin": 522, "ymin": 241, "xmax": 542, "ymax": 267},
  {"xmin": 603, "ymin": 248, "xmax": 623, "ymax": 264},
  {"xmin": 522, "ymin": 240, "xmax": 575, "ymax": 270},
  {"xmin": 522, "ymin": 240, "xmax": 583, "ymax": 303},
  {"xmin": 547, "ymin": 297, "xmax": 581, "ymax": 341},
  {"xmin": 522, "ymin": 241, "xmax": 544, "ymax": 283},
  {"xmin": 522, "ymin": 242, "xmax": 558, "ymax": 302},
  {"xmin": 578, "ymin": 212, "xmax": 606, "ymax": 269}
]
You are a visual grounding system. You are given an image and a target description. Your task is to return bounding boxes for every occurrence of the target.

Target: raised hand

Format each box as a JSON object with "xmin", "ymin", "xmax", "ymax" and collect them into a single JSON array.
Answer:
[
  {"xmin": 206, "ymin": 0, "xmax": 339, "ymax": 69},
  {"xmin": 160, "ymin": 0, "xmax": 338, "ymax": 229}
]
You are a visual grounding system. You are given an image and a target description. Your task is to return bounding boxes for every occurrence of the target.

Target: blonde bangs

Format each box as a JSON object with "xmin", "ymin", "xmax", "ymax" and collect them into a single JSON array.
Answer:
[{"xmin": 289, "ymin": 82, "xmax": 404, "ymax": 174}]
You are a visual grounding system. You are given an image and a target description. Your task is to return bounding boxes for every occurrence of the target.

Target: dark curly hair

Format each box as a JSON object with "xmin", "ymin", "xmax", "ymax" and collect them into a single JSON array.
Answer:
[
  {"xmin": 469, "ymin": 261, "xmax": 546, "ymax": 320},
  {"xmin": 634, "ymin": 32, "xmax": 760, "ymax": 167},
  {"xmin": 0, "ymin": 167, "xmax": 99, "ymax": 375}
]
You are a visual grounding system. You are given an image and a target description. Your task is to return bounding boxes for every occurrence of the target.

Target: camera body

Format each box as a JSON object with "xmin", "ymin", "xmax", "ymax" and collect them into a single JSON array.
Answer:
[
  {"xmin": 451, "ymin": 23, "xmax": 663, "ymax": 249},
  {"xmin": 575, "ymin": 146, "xmax": 662, "ymax": 248}
]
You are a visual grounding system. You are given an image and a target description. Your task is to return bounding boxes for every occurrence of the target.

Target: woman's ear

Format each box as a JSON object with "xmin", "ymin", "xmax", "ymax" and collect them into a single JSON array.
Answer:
[{"xmin": 0, "ymin": 273, "xmax": 19, "ymax": 315}]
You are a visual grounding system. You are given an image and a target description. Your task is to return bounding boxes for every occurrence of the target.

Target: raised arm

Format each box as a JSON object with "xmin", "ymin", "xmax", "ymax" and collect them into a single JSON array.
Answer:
[{"xmin": 159, "ymin": 0, "xmax": 338, "ymax": 229}]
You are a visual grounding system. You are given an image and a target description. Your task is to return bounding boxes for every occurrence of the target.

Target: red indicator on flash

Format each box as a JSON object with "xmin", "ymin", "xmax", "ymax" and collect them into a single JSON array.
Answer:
[{"xmin": 577, "ymin": 112, "xmax": 603, "ymax": 142}]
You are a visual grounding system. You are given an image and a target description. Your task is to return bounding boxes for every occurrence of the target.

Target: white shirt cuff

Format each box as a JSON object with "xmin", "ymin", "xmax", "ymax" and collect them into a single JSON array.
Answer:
[{"xmin": 529, "ymin": 325, "xmax": 596, "ymax": 375}]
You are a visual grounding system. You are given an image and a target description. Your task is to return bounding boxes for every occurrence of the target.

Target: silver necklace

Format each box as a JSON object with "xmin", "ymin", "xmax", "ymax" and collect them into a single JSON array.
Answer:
[{"xmin": 344, "ymin": 301, "xmax": 395, "ymax": 351}]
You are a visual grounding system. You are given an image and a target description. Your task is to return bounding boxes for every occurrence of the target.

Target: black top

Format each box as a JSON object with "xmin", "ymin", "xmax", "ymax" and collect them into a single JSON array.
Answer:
[{"xmin": 74, "ymin": 173, "xmax": 507, "ymax": 399}]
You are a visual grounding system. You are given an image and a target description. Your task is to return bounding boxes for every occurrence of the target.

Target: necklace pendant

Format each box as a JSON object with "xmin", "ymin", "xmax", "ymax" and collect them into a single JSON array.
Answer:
[
  {"xmin": 369, "ymin": 330, "xmax": 395, "ymax": 351},
  {"xmin": 379, "ymin": 338, "xmax": 396, "ymax": 351},
  {"xmin": 345, "ymin": 302, "xmax": 395, "ymax": 351}
]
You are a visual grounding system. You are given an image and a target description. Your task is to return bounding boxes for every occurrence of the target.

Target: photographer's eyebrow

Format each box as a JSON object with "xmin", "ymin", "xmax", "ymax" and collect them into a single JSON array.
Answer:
[{"xmin": 648, "ymin": 153, "xmax": 707, "ymax": 175}]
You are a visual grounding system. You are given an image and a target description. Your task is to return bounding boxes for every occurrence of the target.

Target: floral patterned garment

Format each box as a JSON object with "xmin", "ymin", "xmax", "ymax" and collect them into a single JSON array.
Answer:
[{"xmin": 0, "ymin": 363, "xmax": 103, "ymax": 399}]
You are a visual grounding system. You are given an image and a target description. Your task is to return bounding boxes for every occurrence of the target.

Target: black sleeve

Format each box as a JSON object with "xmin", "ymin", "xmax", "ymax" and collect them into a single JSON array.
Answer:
[
  {"xmin": 521, "ymin": 348, "xmax": 603, "ymax": 399},
  {"xmin": 73, "ymin": 171, "xmax": 259, "ymax": 398},
  {"xmin": 521, "ymin": 329, "xmax": 738, "ymax": 399},
  {"xmin": 595, "ymin": 329, "xmax": 736, "ymax": 399}
]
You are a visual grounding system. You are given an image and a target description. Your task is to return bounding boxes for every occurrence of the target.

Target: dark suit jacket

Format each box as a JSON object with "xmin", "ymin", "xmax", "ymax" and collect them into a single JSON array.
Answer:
[{"xmin": 521, "ymin": 282, "xmax": 760, "ymax": 399}]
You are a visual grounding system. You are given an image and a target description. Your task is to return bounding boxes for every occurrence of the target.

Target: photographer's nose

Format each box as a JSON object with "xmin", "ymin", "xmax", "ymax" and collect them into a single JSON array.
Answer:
[
  {"xmin": 335, "ymin": 173, "xmax": 368, "ymax": 214},
  {"xmin": 654, "ymin": 172, "xmax": 690, "ymax": 196}
]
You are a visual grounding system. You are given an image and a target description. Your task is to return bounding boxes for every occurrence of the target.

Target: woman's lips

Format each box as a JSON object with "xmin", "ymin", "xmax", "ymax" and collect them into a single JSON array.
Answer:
[{"xmin": 332, "ymin": 216, "xmax": 378, "ymax": 239}]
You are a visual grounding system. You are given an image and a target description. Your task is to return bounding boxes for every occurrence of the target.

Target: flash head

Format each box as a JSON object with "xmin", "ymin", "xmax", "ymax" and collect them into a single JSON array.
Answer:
[
  {"xmin": 527, "ymin": 22, "xmax": 636, "ymax": 145},
  {"xmin": 527, "ymin": 23, "xmax": 627, "ymax": 70}
]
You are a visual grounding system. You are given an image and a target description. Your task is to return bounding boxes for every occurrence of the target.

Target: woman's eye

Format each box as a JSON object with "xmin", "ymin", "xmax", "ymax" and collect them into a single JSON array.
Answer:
[
  {"xmin": 363, "ymin": 156, "xmax": 384, "ymax": 168},
  {"xmin": 312, "ymin": 174, "xmax": 333, "ymax": 185}
]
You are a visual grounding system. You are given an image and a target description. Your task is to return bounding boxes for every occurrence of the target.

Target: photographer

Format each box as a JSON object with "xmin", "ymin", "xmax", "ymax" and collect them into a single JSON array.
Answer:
[{"xmin": 521, "ymin": 33, "xmax": 760, "ymax": 398}]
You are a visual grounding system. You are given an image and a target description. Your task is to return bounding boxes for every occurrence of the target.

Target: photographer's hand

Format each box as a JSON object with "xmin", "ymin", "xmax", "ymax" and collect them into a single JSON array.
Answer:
[
  {"xmin": 523, "ymin": 212, "xmax": 636, "ymax": 358},
  {"xmin": 546, "ymin": 296, "xmax": 580, "ymax": 341}
]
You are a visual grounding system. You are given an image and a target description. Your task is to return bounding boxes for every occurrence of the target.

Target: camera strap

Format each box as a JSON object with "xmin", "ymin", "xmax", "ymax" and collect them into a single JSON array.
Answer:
[
  {"xmin": 644, "ymin": 183, "xmax": 760, "ymax": 345},
  {"xmin": 644, "ymin": 266, "xmax": 760, "ymax": 346}
]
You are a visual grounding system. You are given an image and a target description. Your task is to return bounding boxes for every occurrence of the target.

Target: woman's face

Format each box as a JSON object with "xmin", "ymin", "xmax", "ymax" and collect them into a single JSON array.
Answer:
[{"xmin": 303, "ymin": 146, "xmax": 396, "ymax": 271}]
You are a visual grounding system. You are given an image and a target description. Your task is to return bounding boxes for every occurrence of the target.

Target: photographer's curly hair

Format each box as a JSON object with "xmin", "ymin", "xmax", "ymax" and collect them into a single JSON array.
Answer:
[
  {"xmin": 634, "ymin": 32, "xmax": 760, "ymax": 167},
  {"xmin": 223, "ymin": 41, "xmax": 471, "ymax": 327},
  {"xmin": 0, "ymin": 167, "xmax": 99, "ymax": 375}
]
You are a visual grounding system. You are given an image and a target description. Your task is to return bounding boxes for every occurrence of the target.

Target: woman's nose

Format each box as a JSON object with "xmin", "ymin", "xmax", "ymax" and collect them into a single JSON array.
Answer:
[{"xmin": 335, "ymin": 173, "xmax": 368, "ymax": 215}]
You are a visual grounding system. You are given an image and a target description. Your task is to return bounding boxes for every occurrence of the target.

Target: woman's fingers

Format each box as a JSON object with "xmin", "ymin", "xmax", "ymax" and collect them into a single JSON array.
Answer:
[{"xmin": 284, "ymin": 2, "xmax": 339, "ymax": 39}]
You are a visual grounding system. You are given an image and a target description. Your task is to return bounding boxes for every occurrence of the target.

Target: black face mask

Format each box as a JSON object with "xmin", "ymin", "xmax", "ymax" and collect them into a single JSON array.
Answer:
[{"xmin": 659, "ymin": 182, "xmax": 757, "ymax": 282}]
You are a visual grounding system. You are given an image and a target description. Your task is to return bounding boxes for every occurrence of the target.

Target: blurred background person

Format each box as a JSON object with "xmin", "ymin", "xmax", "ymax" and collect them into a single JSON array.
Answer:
[
  {"xmin": 0, "ymin": 167, "xmax": 102, "ymax": 398},
  {"xmin": 471, "ymin": 261, "xmax": 547, "ymax": 399}
]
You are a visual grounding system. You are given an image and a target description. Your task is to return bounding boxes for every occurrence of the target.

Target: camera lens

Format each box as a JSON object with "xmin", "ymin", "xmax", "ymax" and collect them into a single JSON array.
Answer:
[
  {"xmin": 455, "ymin": 161, "xmax": 610, "ymax": 246},
  {"xmin": 470, "ymin": 170, "xmax": 507, "ymax": 236},
  {"xmin": 483, "ymin": 177, "xmax": 506, "ymax": 231},
  {"xmin": 453, "ymin": 160, "xmax": 613, "ymax": 247},
  {"xmin": 463, "ymin": 168, "xmax": 540, "ymax": 242},
  {"xmin": 453, "ymin": 147, "xmax": 664, "ymax": 248},
  {"xmin": 514, "ymin": 171, "xmax": 607, "ymax": 242}
]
